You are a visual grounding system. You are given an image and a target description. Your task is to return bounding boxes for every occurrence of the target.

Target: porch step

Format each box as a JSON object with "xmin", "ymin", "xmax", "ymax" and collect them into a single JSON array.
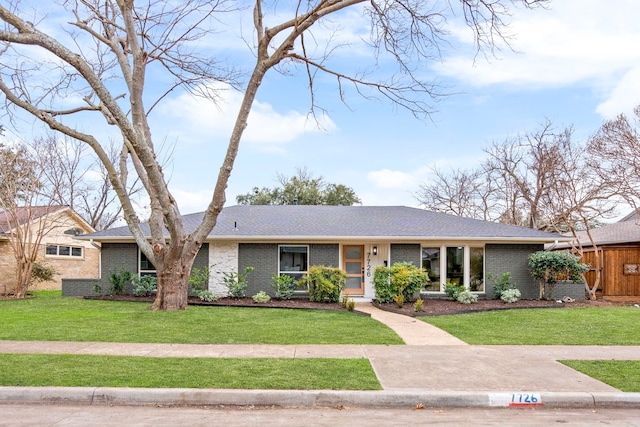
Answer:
[{"xmin": 347, "ymin": 296, "xmax": 373, "ymax": 303}]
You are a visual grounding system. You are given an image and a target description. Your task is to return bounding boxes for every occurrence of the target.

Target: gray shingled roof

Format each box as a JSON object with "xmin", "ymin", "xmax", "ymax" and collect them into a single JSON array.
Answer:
[
  {"xmin": 83, "ymin": 205, "xmax": 564, "ymax": 242},
  {"xmin": 554, "ymin": 218, "xmax": 640, "ymax": 248}
]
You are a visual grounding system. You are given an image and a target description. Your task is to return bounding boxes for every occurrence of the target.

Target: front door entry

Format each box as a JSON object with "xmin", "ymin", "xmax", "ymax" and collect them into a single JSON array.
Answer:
[{"xmin": 343, "ymin": 245, "xmax": 364, "ymax": 295}]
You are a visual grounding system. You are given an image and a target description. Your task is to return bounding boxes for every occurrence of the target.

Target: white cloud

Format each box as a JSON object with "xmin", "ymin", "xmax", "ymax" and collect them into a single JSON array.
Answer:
[
  {"xmin": 596, "ymin": 67, "xmax": 640, "ymax": 119},
  {"xmin": 437, "ymin": 0, "xmax": 640, "ymax": 116},
  {"xmin": 156, "ymin": 82, "xmax": 336, "ymax": 153},
  {"xmin": 172, "ymin": 188, "xmax": 213, "ymax": 214},
  {"xmin": 361, "ymin": 167, "xmax": 432, "ymax": 206}
]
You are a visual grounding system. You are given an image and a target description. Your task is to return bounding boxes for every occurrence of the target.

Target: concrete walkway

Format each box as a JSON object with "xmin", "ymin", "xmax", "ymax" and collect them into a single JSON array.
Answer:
[
  {"xmin": 355, "ymin": 303, "xmax": 467, "ymax": 345},
  {"xmin": 1, "ymin": 303, "xmax": 640, "ymax": 409}
]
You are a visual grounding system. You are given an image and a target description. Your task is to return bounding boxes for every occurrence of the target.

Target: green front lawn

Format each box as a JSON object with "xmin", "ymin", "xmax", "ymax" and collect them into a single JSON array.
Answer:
[
  {"xmin": 0, "ymin": 291, "xmax": 402, "ymax": 345},
  {"xmin": 0, "ymin": 353, "xmax": 381, "ymax": 389},
  {"xmin": 421, "ymin": 306, "xmax": 640, "ymax": 345},
  {"xmin": 560, "ymin": 360, "xmax": 640, "ymax": 392}
]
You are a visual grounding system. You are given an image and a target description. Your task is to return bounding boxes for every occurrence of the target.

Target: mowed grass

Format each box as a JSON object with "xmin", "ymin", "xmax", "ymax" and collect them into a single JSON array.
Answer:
[
  {"xmin": 0, "ymin": 291, "xmax": 402, "ymax": 345},
  {"xmin": 560, "ymin": 360, "xmax": 640, "ymax": 392},
  {"xmin": 421, "ymin": 306, "xmax": 640, "ymax": 345},
  {"xmin": 0, "ymin": 353, "xmax": 381, "ymax": 389}
]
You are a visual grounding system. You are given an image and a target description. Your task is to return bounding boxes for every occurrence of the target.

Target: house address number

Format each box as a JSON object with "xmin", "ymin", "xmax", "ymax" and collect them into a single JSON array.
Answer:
[{"xmin": 488, "ymin": 393, "xmax": 543, "ymax": 407}]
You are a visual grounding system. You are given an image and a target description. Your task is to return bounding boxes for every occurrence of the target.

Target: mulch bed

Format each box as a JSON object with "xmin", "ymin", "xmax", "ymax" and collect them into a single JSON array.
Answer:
[
  {"xmin": 86, "ymin": 294, "xmax": 351, "ymax": 312},
  {"xmin": 375, "ymin": 297, "xmax": 629, "ymax": 317},
  {"xmin": 84, "ymin": 294, "xmax": 637, "ymax": 316}
]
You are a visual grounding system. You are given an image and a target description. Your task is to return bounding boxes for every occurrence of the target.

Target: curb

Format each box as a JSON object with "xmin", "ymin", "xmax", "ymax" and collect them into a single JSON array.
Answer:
[{"xmin": 2, "ymin": 387, "xmax": 640, "ymax": 409}]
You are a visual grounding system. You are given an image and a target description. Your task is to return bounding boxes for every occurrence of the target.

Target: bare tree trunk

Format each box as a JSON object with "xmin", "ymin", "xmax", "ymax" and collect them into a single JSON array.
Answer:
[{"xmin": 14, "ymin": 259, "xmax": 32, "ymax": 299}]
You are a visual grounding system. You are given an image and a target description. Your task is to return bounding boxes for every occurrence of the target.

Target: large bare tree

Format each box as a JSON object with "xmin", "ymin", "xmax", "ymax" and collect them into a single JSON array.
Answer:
[
  {"xmin": 588, "ymin": 105, "xmax": 640, "ymax": 214},
  {"xmin": 0, "ymin": 0, "xmax": 548, "ymax": 310}
]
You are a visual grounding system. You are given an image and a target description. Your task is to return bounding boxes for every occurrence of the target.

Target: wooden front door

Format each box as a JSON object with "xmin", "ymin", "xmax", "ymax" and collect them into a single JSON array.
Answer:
[{"xmin": 343, "ymin": 245, "xmax": 364, "ymax": 295}]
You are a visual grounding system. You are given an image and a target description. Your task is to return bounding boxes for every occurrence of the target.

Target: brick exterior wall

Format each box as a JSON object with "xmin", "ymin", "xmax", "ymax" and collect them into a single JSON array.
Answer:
[
  {"xmin": 62, "ymin": 242, "xmax": 209, "ymax": 297},
  {"xmin": 0, "ymin": 242, "xmax": 17, "ymax": 295},
  {"xmin": 390, "ymin": 244, "xmax": 421, "ymax": 266},
  {"xmin": 238, "ymin": 243, "xmax": 277, "ymax": 296},
  {"xmin": 310, "ymin": 244, "xmax": 339, "ymax": 267},
  {"xmin": 237, "ymin": 243, "xmax": 340, "ymax": 297},
  {"xmin": 1, "ymin": 209, "xmax": 100, "ymax": 294},
  {"xmin": 485, "ymin": 244, "xmax": 585, "ymax": 300}
]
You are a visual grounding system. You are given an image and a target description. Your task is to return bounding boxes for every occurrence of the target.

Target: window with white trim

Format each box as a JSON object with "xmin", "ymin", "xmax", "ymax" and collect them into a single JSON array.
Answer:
[
  {"xmin": 278, "ymin": 245, "xmax": 308, "ymax": 281},
  {"xmin": 421, "ymin": 245, "xmax": 484, "ymax": 293},
  {"xmin": 139, "ymin": 251, "xmax": 157, "ymax": 277},
  {"xmin": 45, "ymin": 245, "xmax": 83, "ymax": 258}
]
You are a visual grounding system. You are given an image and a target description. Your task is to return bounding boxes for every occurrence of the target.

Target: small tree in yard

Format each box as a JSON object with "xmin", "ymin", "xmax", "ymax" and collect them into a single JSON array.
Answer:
[
  {"xmin": 0, "ymin": 1, "xmax": 548, "ymax": 310},
  {"xmin": 528, "ymin": 251, "xmax": 589, "ymax": 300}
]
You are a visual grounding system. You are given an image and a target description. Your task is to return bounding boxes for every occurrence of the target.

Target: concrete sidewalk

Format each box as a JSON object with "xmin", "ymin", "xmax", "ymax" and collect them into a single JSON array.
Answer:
[{"xmin": 1, "ymin": 303, "xmax": 640, "ymax": 409}]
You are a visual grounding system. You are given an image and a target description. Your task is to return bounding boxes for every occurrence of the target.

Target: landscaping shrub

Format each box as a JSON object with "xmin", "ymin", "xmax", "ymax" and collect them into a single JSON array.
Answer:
[
  {"xmin": 528, "ymin": 251, "xmax": 589, "ymax": 299},
  {"xmin": 132, "ymin": 275, "xmax": 157, "ymax": 297},
  {"xmin": 108, "ymin": 269, "xmax": 133, "ymax": 295},
  {"xmin": 444, "ymin": 282, "xmax": 464, "ymax": 301},
  {"xmin": 30, "ymin": 261, "xmax": 58, "ymax": 285},
  {"xmin": 413, "ymin": 298, "xmax": 424, "ymax": 312},
  {"xmin": 189, "ymin": 267, "xmax": 210, "ymax": 295},
  {"xmin": 270, "ymin": 274, "xmax": 297, "ymax": 300},
  {"xmin": 394, "ymin": 294, "xmax": 404, "ymax": 308},
  {"xmin": 197, "ymin": 290, "xmax": 217, "ymax": 302},
  {"xmin": 373, "ymin": 262, "xmax": 428, "ymax": 303},
  {"xmin": 501, "ymin": 288, "xmax": 521, "ymax": 303},
  {"xmin": 223, "ymin": 266, "xmax": 254, "ymax": 298},
  {"xmin": 488, "ymin": 272, "xmax": 516, "ymax": 300},
  {"xmin": 457, "ymin": 290, "xmax": 478, "ymax": 304},
  {"xmin": 300, "ymin": 265, "xmax": 346, "ymax": 303},
  {"xmin": 252, "ymin": 291, "xmax": 271, "ymax": 303}
]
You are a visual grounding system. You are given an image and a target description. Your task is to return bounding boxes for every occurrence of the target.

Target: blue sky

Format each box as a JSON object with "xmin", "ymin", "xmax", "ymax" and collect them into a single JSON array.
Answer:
[{"xmin": 4, "ymin": 1, "xmax": 640, "ymax": 217}]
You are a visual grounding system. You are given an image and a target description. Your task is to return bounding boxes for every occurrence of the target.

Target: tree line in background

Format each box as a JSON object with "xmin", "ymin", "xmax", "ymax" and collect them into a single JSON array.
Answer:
[
  {"xmin": 416, "ymin": 105, "xmax": 640, "ymax": 298},
  {"xmin": 236, "ymin": 167, "xmax": 361, "ymax": 206}
]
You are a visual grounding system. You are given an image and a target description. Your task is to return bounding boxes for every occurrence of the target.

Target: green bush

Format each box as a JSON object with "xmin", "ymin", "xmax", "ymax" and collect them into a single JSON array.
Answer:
[
  {"xmin": 223, "ymin": 266, "xmax": 254, "ymax": 298},
  {"xmin": 501, "ymin": 288, "xmax": 521, "ymax": 303},
  {"xmin": 300, "ymin": 265, "xmax": 346, "ymax": 303},
  {"xmin": 373, "ymin": 262, "xmax": 429, "ymax": 303},
  {"xmin": 488, "ymin": 272, "xmax": 516, "ymax": 300},
  {"xmin": 197, "ymin": 290, "xmax": 218, "ymax": 302},
  {"xmin": 270, "ymin": 274, "xmax": 297, "ymax": 300},
  {"xmin": 346, "ymin": 299, "xmax": 356, "ymax": 311},
  {"xmin": 457, "ymin": 290, "xmax": 478, "ymax": 304},
  {"xmin": 444, "ymin": 282, "xmax": 464, "ymax": 301},
  {"xmin": 413, "ymin": 298, "xmax": 424, "ymax": 312},
  {"xmin": 188, "ymin": 267, "xmax": 210, "ymax": 295},
  {"xmin": 30, "ymin": 261, "xmax": 58, "ymax": 284},
  {"xmin": 132, "ymin": 275, "xmax": 157, "ymax": 297},
  {"xmin": 252, "ymin": 291, "xmax": 271, "ymax": 303},
  {"xmin": 108, "ymin": 269, "xmax": 134, "ymax": 295},
  {"xmin": 528, "ymin": 251, "xmax": 589, "ymax": 299},
  {"xmin": 394, "ymin": 294, "xmax": 404, "ymax": 308}
]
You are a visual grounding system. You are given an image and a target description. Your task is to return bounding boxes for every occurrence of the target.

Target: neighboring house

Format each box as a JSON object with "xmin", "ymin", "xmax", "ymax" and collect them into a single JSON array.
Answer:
[
  {"xmin": 0, "ymin": 206, "xmax": 100, "ymax": 294},
  {"xmin": 63, "ymin": 205, "xmax": 577, "ymax": 300},
  {"xmin": 551, "ymin": 211, "xmax": 640, "ymax": 299}
]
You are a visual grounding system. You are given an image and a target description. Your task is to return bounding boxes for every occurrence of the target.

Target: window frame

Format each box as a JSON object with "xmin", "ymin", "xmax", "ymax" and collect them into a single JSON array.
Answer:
[
  {"xmin": 45, "ymin": 244, "xmax": 84, "ymax": 259},
  {"xmin": 278, "ymin": 244, "xmax": 309, "ymax": 281},
  {"xmin": 139, "ymin": 250, "xmax": 157, "ymax": 277},
  {"xmin": 420, "ymin": 244, "xmax": 485, "ymax": 293}
]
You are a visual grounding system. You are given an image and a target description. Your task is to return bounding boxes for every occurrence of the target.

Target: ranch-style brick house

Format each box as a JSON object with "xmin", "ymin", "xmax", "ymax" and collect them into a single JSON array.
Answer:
[
  {"xmin": 62, "ymin": 205, "xmax": 580, "ymax": 300},
  {"xmin": 1, "ymin": 206, "xmax": 99, "ymax": 294}
]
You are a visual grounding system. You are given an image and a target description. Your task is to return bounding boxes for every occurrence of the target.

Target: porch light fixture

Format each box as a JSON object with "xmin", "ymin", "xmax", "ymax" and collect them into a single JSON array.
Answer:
[{"xmin": 372, "ymin": 246, "xmax": 378, "ymax": 255}]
